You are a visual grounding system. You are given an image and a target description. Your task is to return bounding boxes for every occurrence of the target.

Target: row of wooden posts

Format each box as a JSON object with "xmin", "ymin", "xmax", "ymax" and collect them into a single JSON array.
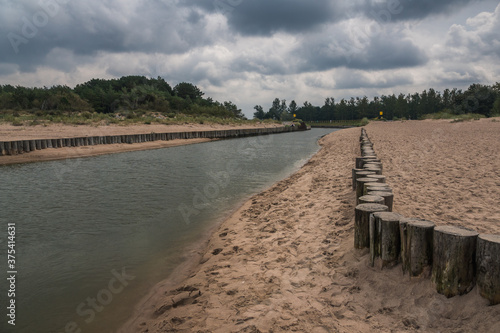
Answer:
[
  {"xmin": 0, "ymin": 126, "xmax": 304, "ymax": 156},
  {"xmin": 353, "ymin": 128, "xmax": 499, "ymax": 304}
]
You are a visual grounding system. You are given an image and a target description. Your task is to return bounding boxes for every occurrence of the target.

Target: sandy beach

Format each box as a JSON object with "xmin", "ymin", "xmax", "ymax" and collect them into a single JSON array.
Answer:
[
  {"xmin": 0, "ymin": 123, "xmax": 282, "ymax": 165},
  {"xmin": 121, "ymin": 118, "xmax": 500, "ymax": 333}
]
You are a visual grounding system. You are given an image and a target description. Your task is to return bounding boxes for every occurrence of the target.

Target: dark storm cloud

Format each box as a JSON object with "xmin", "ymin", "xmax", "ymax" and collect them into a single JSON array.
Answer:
[
  {"xmin": 295, "ymin": 28, "xmax": 428, "ymax": 73},
  {"xmin": 362, "ymin": 0, "xmax": 475, "ymax": 22},
  {"xmin": 185, "ymin": 0, "xmax": 341, "ymax": 35},
  {"xmin": 186, "ymin": 0, "xmax": 483, "ymax": 36},
  {"xmin": 0, "ymin": 0, "xmax": 493, "ymax": 82},
  {"xmin": 0, "ymin": 0, "xmax": 218, "ymax": 72}
]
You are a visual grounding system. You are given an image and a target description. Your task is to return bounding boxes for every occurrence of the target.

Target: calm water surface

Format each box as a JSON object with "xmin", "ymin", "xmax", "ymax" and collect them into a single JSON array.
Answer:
[{"xmin": 0, "ymin": 128, "xmax": 339, "ymax": 333}]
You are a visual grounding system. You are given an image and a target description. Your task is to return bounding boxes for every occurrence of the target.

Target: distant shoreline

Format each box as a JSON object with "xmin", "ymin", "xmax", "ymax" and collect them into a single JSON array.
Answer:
[{"xmin": 0, "ymin": 123, "xmax": 284, "ymax": 165}]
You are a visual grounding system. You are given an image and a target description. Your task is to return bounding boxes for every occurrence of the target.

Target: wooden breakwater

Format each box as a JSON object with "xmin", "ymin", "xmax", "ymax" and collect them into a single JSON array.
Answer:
[
  {"xmin": 0, "ymin": 126, "xmax": 307, "ymax": 157},
  {"xmin": 353, "ymin": 128, "xmax": 500, "ymax": 304},
  {"xmin": 310, "ymin": 125, "xmax": 356, "ymax": 129}
]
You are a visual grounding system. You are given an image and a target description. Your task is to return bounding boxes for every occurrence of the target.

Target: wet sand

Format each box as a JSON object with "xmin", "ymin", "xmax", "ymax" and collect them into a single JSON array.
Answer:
[{"xmin": 122, "ymin": 118, "xmax": 500, "ymax": 333}]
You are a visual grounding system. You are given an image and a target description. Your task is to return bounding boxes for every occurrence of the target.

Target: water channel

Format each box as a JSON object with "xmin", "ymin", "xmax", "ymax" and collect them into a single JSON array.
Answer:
[{"xmin": 0, "ymin": 128, "xmax": 339, "ymax": 332}]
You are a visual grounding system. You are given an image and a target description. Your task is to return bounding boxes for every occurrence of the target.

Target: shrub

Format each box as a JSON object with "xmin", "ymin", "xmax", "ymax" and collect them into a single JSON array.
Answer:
[{"xmin": 360, "ymin": 117, "xmax": 370, "ymax": 126}]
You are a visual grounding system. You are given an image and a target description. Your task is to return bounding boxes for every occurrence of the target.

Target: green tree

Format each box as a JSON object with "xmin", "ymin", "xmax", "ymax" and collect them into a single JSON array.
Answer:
[
  {"xmin": 253, "ymin": 105, "xmax": 265, "ymax": 120},
  {"xmin": 223, "ymin": 101, "xmax": 244, "ymax": 118},
  {"xmin": 173, "ymin": 82, "xmax": 204, "ymax": 100}
]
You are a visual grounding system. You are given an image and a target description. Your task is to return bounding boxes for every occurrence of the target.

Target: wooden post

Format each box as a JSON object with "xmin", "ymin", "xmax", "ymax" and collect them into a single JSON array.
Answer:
[
  {"xmin": 4, "ymin": 141, "xmax": 12, "ymax": 155},
  {"xmin": 366, "ymin": 185, "xmax": 391, "ymax": 193},
  {"xmin": 10, "ymin": 141, "xmax": 18, "ymax": 155},
  {"xmin": 23, "ymin": 140, "xmax": 31, "ymax": 153},
  {"xmin": 370, "ymin": 212, "xmax": 402, "ymax": 267},
  {"xmin": 363, "ymin": 182, "xmax": 385, "ymax": 197},
  {"xmin": 355, "ymin": 170, "xmax": 376, "ymax": 179},
  {"xmin": 401, "ymin": 219, "xmax": 435, "ymax": 277},
  {"xmin": 359, "ymin": 195, "xmax": 384, "ymax": 205},
  {"xmin": 364, "ymin": 166, "xmax": 382, "ymax": 175},
  {"xmin": 476, "ymin": 234, "xmax": 500, "ymax": 305},
  {"xmin": 354, "ymin": 203, "xmax": 388, "ymax": 249},
  {"xmin": 432, "ymin": 225, "xmax": 478, "ymax": 297},
  {"xmin": 356, "ymin": 157, "xmax": 377, "ymax": 169},
  {"xmin": 367, "ymin": 191, "xmax": 394, "ymax": 212},
  {"xmin": 366, "ymin": 174, "xmax": 386, "ymax": 183},
  {"xmin": 16, "ymin": 141, "xmax": 24, "ymax": 154},
  {"xmin": 352, "ymin": 168, "xmax": 364, "ymax": 190},
  {"xmin": 364, "ymin": 162, "xmax": 383, "ymax": 172},
  {"xmin": 356, "ymin": 177, "xmax": 376, "ymax": 202}
]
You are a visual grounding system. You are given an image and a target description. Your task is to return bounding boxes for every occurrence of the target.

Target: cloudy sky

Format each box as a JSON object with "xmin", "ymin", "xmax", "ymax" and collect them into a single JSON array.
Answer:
[{"xmin": 1, "ymin": 0, "xmax": 499, "ymax": 117}]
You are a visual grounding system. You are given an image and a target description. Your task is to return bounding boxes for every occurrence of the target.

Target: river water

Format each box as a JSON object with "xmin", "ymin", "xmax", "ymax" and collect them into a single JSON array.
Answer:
[{"xmin": 0, "ymin": 128, "xmax": 339, "ymax": 333}]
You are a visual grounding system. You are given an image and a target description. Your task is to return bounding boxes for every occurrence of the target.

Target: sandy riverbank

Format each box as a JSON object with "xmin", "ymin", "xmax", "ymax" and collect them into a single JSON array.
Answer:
[
  {"xmin": 0, "ymin": 123, "xmax": 282, "ymax": 165},
  {"xmin": 120, "ymin": 118, "xmax": 500, "ymax": 333}
]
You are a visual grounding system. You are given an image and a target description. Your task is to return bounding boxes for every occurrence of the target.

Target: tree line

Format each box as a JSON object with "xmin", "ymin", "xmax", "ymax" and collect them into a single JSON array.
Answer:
[
  {"xmin": 0, "ymin": 76, "xmax": 244, "ymax": 119},
  {"xmin": 254, "ymin": 83, "xmax": 500, "ymax": 121}
]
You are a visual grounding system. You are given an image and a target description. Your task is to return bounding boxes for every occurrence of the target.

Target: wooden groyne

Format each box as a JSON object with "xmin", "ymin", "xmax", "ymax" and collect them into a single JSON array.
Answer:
[
  {"xmin": 353, "ymin": 128, "xmax": 500, "ymax": 304},
  {"xmin": 310, "ymin": 125, "xmax": 355, "ymax": 129},
  {"xmin": 0, "ymin": 126, "xmax": 307, "ymax": 157}
]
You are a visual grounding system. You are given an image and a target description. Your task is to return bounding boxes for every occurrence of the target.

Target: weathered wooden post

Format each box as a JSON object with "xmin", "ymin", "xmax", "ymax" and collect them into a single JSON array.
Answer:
[
  {"xmin": 359, "ymin": 195, "xmax": 385, "ymax": 205},
  {"xmin": 4, "ymin": 141, "xmax": 12, "ymax": 155},
  {"xmin": 363, "ymin": 182, "xmax": 386, "ymax": 197},
  {"xmin": 400, "ymin": 218, "xmax": 435, "ymax": 277},
  {"xmin": 364, "ymin": 166, "xmax": 382, "ymax": 175},
  {"xmin": 23, "ymin": 140, "xmax": 31, "ymax": 153},
  {"xmin": 366, "ymin": 174, "xmax": 386, "ymax": 183},
  {"xmin": 364, "ymin": 162, "xmax": 383, "ymax": 172},
  {"xmin": 352, "ymin": 168, "xmax": 364, "ymax": 190},
  {"xmin": 10, "ymin": 141, "xmax": 18, "ymax": 155},
  {"xmin": 476, "ymin": 234, "xmax": 500, "ymax": 305},
  {"xmin": 367, "ymin": 191, "xmax": 394, "ymax": 212},
  {"xmin": 354, "ymin": 203, "xmax": 388, "ymax": 249},
  {"xmin": 356, "ymin": 156, "xmax": 377, "ymax": 169},
  {"xmin": 432, "ymin": 225, "xmax": 478, "ymax": 297},
  {"xmin": 370, "ymin": 212, "xmax": 402, "ymax": 267},
  {"xmin": 366, "ymin": 185, "xmax": 391, "ymax": 193},
  {"xmin": 16, "ymin": 141, "xmax": 24, "ymax": 154},
  {"xmin": 356, "ymin": 177, "xmax": 376, "ymax": 202},
  {"xmin": 355, "ymin": 170, "xmax": 376, "ymax": 179}
]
